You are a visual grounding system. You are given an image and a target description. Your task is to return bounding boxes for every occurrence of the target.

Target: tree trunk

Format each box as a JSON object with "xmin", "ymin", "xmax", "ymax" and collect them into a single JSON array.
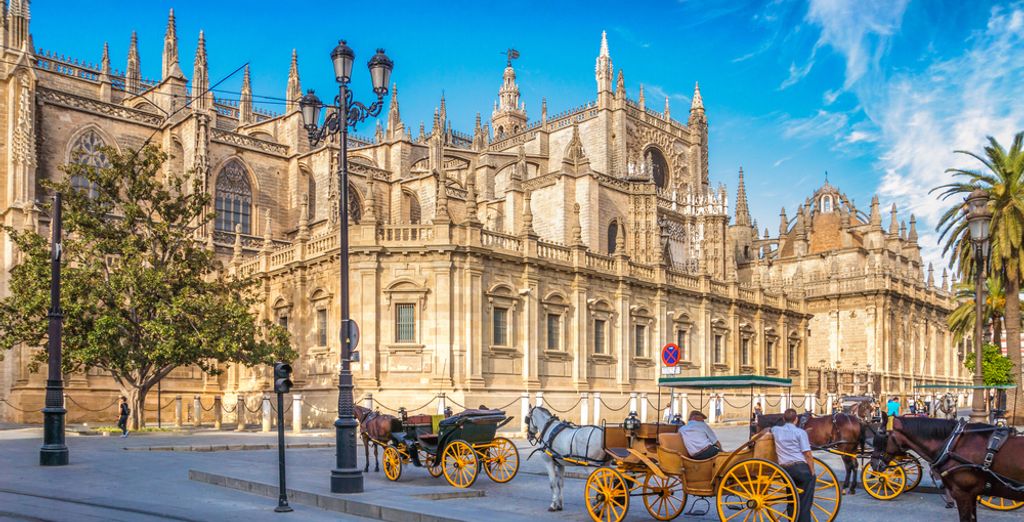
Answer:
[
  {"xmin": 993, "ymin": 317, "xmax": 1003, "ymax": 348},
  {"xmin": 1003, "ymin": 275, "xmax": 1022, "ymax": 425},
  {"xmin": 120, "ymin": 386, "xmax": 149, "ymax": 430}
]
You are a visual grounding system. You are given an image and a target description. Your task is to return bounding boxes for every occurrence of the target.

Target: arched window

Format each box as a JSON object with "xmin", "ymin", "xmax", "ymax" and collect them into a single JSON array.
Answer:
[
  {"xmin": 645, "ymin": 147, "xmax": 669, "ymax": 189},
  {"xmin": 401, "ymin": 190, "xmax": 421, "ymax": 224},
  {"xmin": 307, "ymin": 175, "xmax": 317, "ymax": 221},
  {"xmin": 69, "ymin": 130, "xmax": 110, "ymax": 198},
  {"xmin": 215, "ymin": 160, "xmax": 253, "ymax": 234},
  {"xmin": 607, "ymin": 219, "xmax": 623, "ymax": 254},
  {"xmin": 348, "ymin": 183, "xmax": 362, "ymax": 224},
  {"xmin": 821, "ymin": 195, "xmax": 833, "ymax": 213}
]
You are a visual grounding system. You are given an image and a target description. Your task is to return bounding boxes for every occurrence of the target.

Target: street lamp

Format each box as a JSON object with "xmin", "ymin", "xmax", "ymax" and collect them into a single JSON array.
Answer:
[
  {"xmin": 965, "ymin": 187, "xmax": 992, "ymax": 422},
  {"xmin": 40, "ymin": 193, "xmax": 68, "ymax": 466},
  {"xmin": 299, "ymin": 40, "xmax": 392, "ymax": 494}
]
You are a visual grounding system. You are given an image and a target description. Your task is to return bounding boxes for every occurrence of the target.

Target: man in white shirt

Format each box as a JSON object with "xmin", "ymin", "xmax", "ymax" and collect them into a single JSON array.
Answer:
[
  {"xmin": 772, "ymin": 408, "xmax": 815, "ymax": 522},
  {"xmin": 677, "ymin": 410, "xmax": 721, "ymax": 460}
]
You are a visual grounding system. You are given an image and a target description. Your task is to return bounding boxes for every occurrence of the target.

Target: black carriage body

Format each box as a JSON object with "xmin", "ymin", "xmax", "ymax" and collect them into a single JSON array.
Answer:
[{"xmin": 392, "ymin": 410, "xmax": 508, "ymax": 459}]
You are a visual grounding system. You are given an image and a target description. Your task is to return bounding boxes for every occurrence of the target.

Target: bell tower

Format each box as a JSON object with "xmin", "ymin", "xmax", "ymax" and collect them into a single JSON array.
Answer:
[{"xmin": 491, "ymin": 49, "xmax": 527, "ymax": 139}]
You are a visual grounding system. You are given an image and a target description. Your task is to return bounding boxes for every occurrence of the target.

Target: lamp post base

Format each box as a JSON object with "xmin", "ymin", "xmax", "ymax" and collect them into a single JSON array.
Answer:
[
  {"xmin": 330, "ymin": 468, "xmax": 364, "ymax": 494},
  {"xmin": 331, "ymin": 417, "xmax": 364, "ymax": 493},
  {"xmin": 39, "ymin": 405, "xmax": 68, "ymax": 466},
  {"xmin": 39, "ymin": 446, "xmax": 69, "ymax": 466}
]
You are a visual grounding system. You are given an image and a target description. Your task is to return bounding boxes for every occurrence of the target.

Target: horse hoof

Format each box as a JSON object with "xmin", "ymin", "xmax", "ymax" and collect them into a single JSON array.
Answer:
[
  {"xmin": 944, "ymin": 503, "xmax": 954, "ymax": 509},
  {"xmin": 548, "ymin": 507, "xmax": 557, "ymax": 512}
]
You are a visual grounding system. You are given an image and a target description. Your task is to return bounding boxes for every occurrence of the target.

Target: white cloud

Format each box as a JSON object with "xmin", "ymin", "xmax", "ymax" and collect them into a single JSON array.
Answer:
[
  {"xmin": 773, "ymin": 156, "xmax": 793, "ymax": 168},
  {"xmin": 780, "ymin": 109, "xmax": 849, "ymax": 140},
  {"xmin": 805, "ymin": 0, "xmax": 910, "ymax": 90},
  {"xmin": 779, "ymin": 57, "xmax": 816, "ymax": 90}
]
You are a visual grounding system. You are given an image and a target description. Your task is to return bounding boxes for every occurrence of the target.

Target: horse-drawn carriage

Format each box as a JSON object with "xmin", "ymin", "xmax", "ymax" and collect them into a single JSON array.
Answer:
[
  {"xmin": 369, "ymin": 407, "xmax": 520, "ymax": 488},
  {"xmin": 580, "ymin": 375, "xmax": 842, "ymax": 522}
]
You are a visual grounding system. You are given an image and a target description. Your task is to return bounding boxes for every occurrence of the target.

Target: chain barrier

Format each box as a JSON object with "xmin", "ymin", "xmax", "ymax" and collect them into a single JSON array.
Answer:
[
  {"xmin": 0, "ymin": 398, "xmax": 38, "ymax": 413},
  {"xmin": 599, "ymin": 397, "xmax": 631, "ymax": 412},
  {"xmin": 200, "ymin": 399, "xmax": 216, "ymax": 412},
  {"xmin": 221, "ymin": 403, "xmax": 237, "ymax": 414},
  {"xmin": 790, "ymin": 396, "xmax": 806, "ymax": 408},
  {"xmin": 722, "ymin": 396, "xmax": 752, "ymax": 409},
  {"xmin": 764, "ymin": 397, "xmax": 781, "ymax": 407},
  {"xmin": 269, "ymin": 401, "xmax": 292, "ymax": 415},
  {"xmin": 495, "ymin": 397, "xmax": 522, "ymax": 411},
  {"xmin": 445, "ymin": 396, "xmax": 468, "ymax": 410},
  {"xmin": 65, "ymin": 395, "xmax": 119, "ymax": 412},
  {"xmin": 307, "ymin": 403, "xmax": 334, "ymax": 415},
  {"xmin": 544, "ymin": 397, "xmax": 583, "ymax": 414},
  {"xmin": 243, "ymin": 401, "xmax": 263, "ymax": 414},
  {"xmin": 686, "ymin": 397, "xmax": 702, "ymax": 410},
  {"xmin": 373, "ymin": 397, "xmax": 434, "ymax": 414},
  {"xmin": 143, "ymin": 399, "xmax": 176, "ymax": 412}
]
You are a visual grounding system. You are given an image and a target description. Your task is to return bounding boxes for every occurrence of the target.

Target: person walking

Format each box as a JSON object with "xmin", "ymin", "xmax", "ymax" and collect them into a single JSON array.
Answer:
[
  {"xmin": 772, "ymin": 408, "xmax": 815, "ymax": 522},
  {"xmin": 116, "ymin": 396, "xmax": 130, "ymax": 438}
]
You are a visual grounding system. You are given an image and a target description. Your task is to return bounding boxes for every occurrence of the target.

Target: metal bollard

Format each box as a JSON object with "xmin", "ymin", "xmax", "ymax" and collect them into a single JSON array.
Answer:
[
  {"xmin": 193, "ymin": 395, "xmax": 202, "ymax": 427},
  {"xmin": 292, "ymin": 394, "xmax": 303, "ymax": 434},
  {"xmin": 580, "ymin": 392, "xmax": 589, "ymax": 425},
  {"xmin": 236, "ymin": 395, "xmax": 246, "ymax": 431},
  {"xmin": 213, "ymin": 396, "xmax": 222, "ymax": 430},
  {"xmin": 174, "ymin": 395, "xmax": 183, "ymax": 427},
  {"xmin": 261, "ymin": 395, "xmax": 272, "ymax": 432}
]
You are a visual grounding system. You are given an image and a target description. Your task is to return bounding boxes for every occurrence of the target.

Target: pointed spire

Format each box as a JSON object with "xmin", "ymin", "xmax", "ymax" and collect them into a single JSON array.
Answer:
[
  {"xmin": 439, "ymin": 92, "xmax": 447, "ymax": 126},
  {"xmin": 869, "ymin": 195, "xmax": 881, "ymax": 227},
  {"xmin": 8, "ymin": 0, "xmax": 31, "ymax": 50},
  {"xmin": 286, "ymin": 49, "xmax": 301, "ymax": 112},
  {"xmin": 734, "ymin": 167, "xmax": 750, "ymax": 227},
  {"xmin": 521, "ymin": 191, "xmax": 536, "ymax": 237},
  {"xmin": 638, "ymin": 84, "xmax": 645, "ymax": 110},
  {"xmin": 541, "ymin": 98, "xmax": 548, "ymax": 123},
  {"xmin": 386, "ymin": 83, "xmax": 403, "ymax": 139},
  {"xmin": 100, "ymin": 42, "xmax": 111, "ymax": 78},
  {"xmin": 690, "ymin": 82, "xmax": 704, "ymax": 111},
  {"xmin": 889, "ymin": 203, "xmax": 899, "ymax": 235},
  {"xmin": 465, "ymin": 170, "xmax": 480, "ymax": 225},
  {"xmin": 615, "ymin": 70, "xmax": 625, "ymax": 98},
  {"xmin": 942, "ymin": 268, "xmax": 949, "ymax": 291},
  {"xmin": 571, "ymin": 203, "xmax": 584, "ymax": 246},
  {"xmin": 615, "ymin": 221, "xmax": 626, "ymax": 254},
  {"xmin": 779, "ymin": 207, "xmax": 788, "ymax": 236},
  {"xmin": 596, "ymin": 30, "xmax": 614, "ymax": 103},
  {"xmin": 908, "ymin": 214, "xmax": 918, "ymax": 242},
  {"xmin": 433, "ymin": 170, "xmax": 450, "ymax": 224},
  {"xmin": 664, "ymin": 97, "xmax": 671, "ymax": 120},
  {"xmin": 298, "ymin": 194, "xmax": 311, "ymax": 242},
  {"xmin": 600, "ymin": 30, "xmax": 610, "ymax": 57},
  {"xmin": 162, "ymin": 8, "xmax": 183, "ymax": 79},
  {"xmin": 126, "ymin": 30, "xmax": 141, "ymax": 93},
  {"xmin": 899, "ymin": 220, "xmax": 907, "ymax": 240},
  {"xmin": 191, "ymin": 31, "xmax": 210, "ymax": 111},
  {"xmin": 927, "ymin": 262, "xmax": 935, "ymax": 287},
  {"xmin": 239, "ymin": 65, "xmax": 253, "ymax": 125}
]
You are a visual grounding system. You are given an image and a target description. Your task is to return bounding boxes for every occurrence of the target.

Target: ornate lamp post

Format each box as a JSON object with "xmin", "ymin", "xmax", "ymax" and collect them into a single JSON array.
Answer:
[
  {"xmin": 299, "ymin": 40, "xmax": 392, "ymax": 494},
  {"xmin": 965, "ymin": 188, "xmax": 992, "ymax": 422},
  {"xmin": 40, "ymin": 193, "xmax": 68, "ymax": 466}
]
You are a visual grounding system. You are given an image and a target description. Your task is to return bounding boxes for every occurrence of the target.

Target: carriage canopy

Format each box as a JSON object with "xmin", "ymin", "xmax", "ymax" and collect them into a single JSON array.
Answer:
[{"xmin": 912, "ymin": 384, "xmax": 1017, "ymax": 390}]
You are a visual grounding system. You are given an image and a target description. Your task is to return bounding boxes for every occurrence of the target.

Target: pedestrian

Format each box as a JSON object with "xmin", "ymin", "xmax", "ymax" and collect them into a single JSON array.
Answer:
[
  {"xmin": 885, "ymin": 396, "xmax": 900, "ymax": 430},
  {"xmin": 772, "ymin": 408, "xmax": 815, "ymax": 522},
  {"xmin": 116, "ymin": 396, "xmax": 130, "ymax": 438}
]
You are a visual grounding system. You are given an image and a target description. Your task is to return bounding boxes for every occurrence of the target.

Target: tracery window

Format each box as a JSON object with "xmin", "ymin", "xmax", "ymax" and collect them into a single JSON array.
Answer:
[
  {"xmin": 215, "ymin": 160, "xmax": 253, "ymax": 234},
  {"xmin": 646, "ymin": 147, "xmax": 669, "ymax": 189},
  {"xmin": 69, "ymin": 130, "xmax": 110, "ymax": 198},
  {"xmin": 348, "ymin": 184, "xmax": 362, "ymax": 224}
]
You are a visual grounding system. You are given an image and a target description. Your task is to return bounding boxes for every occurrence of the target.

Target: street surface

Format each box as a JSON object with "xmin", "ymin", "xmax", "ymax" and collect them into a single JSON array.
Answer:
[{"xmin": 0, "ymin": 420, "xmax": 1020, "ymax": 521}]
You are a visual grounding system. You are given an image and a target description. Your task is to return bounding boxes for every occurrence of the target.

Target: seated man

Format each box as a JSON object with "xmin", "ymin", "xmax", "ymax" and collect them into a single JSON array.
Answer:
[
  {"xmin": 678, "ymin": 410, "xmax": 721, "ymax": 460},
  {"xmin": 772, "ymin": 409, "xmax": 815, "ymax": 522}
]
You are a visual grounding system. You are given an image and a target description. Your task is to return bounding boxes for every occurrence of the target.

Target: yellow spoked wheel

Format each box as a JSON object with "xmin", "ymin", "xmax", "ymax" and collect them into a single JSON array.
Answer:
[
  {"xmin": 979, "ymin": 495, "xmax": 1024, "ymax": 511},
  {"xmin": 716, "ymin": 458, "xmax": 799, "ymax": 522},
  {"xmin": 382, "ymin": 446, "xmax": 403, "ymax": 482},
  {"xmin": 442, "ymin": 440, "xmax": 479, "ymax": 488},
  {"xmin": 811, "ymin": 458, "xmax": 842, "ymax": 522},
  {"xmin": 421, "ymin": 450, "xmax": 443, "ymax": 478},
  {"xmin": 482, "ymin": 437, "xmax": 519, "ymax": 483},
  {"xmin": 898, "ymin": 457, "xmax": 923, "ymax": 491},
  {"xmin": 642, "ymin": 472, "xmax": 686, "ymax": 521},
  {"xmin": 861, "ymin": 461, "xmax": 906, "ymax": 500},
  {"xmin": 585, "ymin": 467, "xmax": 630, "ymax": 522}
]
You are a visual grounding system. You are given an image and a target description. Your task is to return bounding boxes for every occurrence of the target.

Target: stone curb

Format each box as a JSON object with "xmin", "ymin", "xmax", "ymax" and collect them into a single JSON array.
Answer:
[
  {"xmin": 127, "ymin": 442, "xmax": 335, "ymax": 452},
  {"xmin": 188, "ymin": 469, "xmax": 480, "ymax": 521}
]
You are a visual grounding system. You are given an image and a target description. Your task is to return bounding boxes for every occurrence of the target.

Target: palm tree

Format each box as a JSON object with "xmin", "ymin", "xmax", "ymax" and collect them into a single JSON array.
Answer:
[
  {"xmin": 934, "ymin": 132, "xmax": 1024, "ymax": 423},
  {"xmin": 948, "ymin": 277, "xmax": 1005, "ymax": 346}
]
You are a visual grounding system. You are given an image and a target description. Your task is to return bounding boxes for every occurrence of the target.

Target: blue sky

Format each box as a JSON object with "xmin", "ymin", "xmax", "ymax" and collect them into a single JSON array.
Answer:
[{"xmin": 30, "ymin": 0, "xmax": 1024, "ymax": 269}]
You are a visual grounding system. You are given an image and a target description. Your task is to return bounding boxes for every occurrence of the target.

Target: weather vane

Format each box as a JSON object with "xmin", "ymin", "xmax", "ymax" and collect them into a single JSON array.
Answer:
[{"xmin": 505, "ymin": 48, "xmax": 520, "ymax": 66}]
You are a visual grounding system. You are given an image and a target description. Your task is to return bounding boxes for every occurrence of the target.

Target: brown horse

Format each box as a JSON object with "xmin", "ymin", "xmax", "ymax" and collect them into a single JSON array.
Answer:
[
  {"xmin": 354, "ymin": 405, "xmax": 402, "ymax": 472},
  {"xmin": 873, "ymin": 415, "xmax": 1024, "ymax": 522},
  {"xmin": 754, "ymin": 411, "xmax": 867, "ymax": 494}
]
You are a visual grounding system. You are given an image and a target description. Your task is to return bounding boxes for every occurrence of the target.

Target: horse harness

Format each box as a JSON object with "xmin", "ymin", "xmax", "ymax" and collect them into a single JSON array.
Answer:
[
  {"xmin": 527, "ymin": 412, "xmax": 605, "ymax": 466},
  {"xmin": 930, "ymin": 419, "xmax": 1023, "ymax": 493}
]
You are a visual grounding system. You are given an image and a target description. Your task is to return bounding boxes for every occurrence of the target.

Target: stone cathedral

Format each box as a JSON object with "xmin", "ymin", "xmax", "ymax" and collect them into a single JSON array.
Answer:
[{"xmin": 0, "ymin": 5, "xmax": 966, "ymax": 426}]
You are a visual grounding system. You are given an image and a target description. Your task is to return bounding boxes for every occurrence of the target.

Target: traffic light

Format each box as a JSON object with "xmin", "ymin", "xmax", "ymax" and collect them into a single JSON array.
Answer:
[{"xmin": 273, "ymin": 362, "xmax": 293, "ymax": 394}]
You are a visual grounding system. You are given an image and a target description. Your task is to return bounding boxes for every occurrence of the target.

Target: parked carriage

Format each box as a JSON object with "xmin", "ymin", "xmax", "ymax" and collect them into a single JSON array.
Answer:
[
  {"xmin": 380, "ymin": 409, "xmax": 520, "ymax": 488},
  {"xmin": 584, "ymin": 375, "xmax": 842, "ymax": 522}
]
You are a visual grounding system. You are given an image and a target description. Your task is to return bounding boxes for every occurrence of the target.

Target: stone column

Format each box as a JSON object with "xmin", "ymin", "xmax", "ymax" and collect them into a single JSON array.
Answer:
[
  {"xmin": 292, "ymin": 394, "xmax": 303, "ymax": 434},
  {"xmin": 520, "ymin": 392, "xmax": 530, "ymax": 434},
  {"xmin": 709, "ymin": 397, "xmax": 719, "ymax": 424},
  {"xmin": 779, "ymin": 393, "xmax": 788, "ymax": 413},
  {"xmin": 261, "ymin": 395, "xmax": 271, "ymax": 432},
  {"xmin": 436, "ymin": 393, "xmax": 447, "ymax": 415},
  {"xmin": 593, "ymin": 392, "xmax": 602, "ymax": 424},
  {"xmin": 629, "ymin": 392, "xmax": 638, "ymax": 415},
  {"xmin": 364, "ymin": 393, "xmax": 373, "ymax": 410},
  {"xmin": 535, "ymin": 391, "xmax": 544, "ymax": 408},
  {"xmin": 236, "ymin": 395, "xmax": 246, "ymax": 431},
  {"xmin": 213, "ymin": 396, "xmax": 222, "ymax": 430},
  {"xmin": 580, "ymin": 392, "xmax": 589, "ymax": 425},
  {"xmin": 193, "ymin": 395, "xmax": 202, "ymax": 427},
  {"xmin": 640, "ymin": 393, "xmax": 648, "ymax": 423},
  {"xmin": 174, "ymin": 395, "xmax": 183, "ymax": 427}
]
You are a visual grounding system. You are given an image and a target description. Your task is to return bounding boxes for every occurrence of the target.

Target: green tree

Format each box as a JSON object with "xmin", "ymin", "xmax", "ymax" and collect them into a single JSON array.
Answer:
[
  {"xmin": 0, "ymin": 145, "xmax": 293, "ymax": 428},
  {"xmin": 935, "ymin": 132, "xmax": 1024, "ymax": 423},
  {"xmin": 964, "ymin": 343, "xmax": 1016, "ymax": 386},
  {"xmin": 948, "ymin": 276, "xmax": 1005, "ymax": 346}
]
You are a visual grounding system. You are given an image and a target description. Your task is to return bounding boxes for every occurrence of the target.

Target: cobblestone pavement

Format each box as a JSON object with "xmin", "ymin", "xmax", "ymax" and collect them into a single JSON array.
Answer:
[{"xmin": 0, "ymin": 422, "xmax": 1020, "ymax": 521}]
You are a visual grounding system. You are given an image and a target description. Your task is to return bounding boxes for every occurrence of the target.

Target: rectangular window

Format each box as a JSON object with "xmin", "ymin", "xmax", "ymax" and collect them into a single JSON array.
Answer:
[
  {"xmin": 713, "ymin": 334, "xmax": 723, "ymax": 364},
  {"xmin": 594, "ymin": 319, "xmax": 606, "ymax": 354},
  {"xmin": 316, "ymin": 309, "xmax": 327, "ymax": 347},
  {"xmin": 766, "ymin": 340, "xmax": 775, "ymax": 368},
  {"xmin": 278, "ymin": 315, "xmax": 289, "ymax": 331},
  {"xmin": 741, "ymin": 338, "xmax": 750, "ymax": 366},
  {"xmin": 492, "ymin": 307, "xmax": 509, "ymax": 346},
  {"xmin": 677, "ymin": 329, "xmax": 688, "ymax": 360},
  {"xmin": 546, "ymin": 314, "xmax": 561, "ymax": 351},
  {"xmin": 395, "ymin": 304, "xmax": 415, "ymax": 343},
  {"xmin": 788, "ymin": 342, "xmax": 797, "ymax": 369},
  {"xmin": 634, "ymin": 324, "xmax": 646, "ymax": 357}
]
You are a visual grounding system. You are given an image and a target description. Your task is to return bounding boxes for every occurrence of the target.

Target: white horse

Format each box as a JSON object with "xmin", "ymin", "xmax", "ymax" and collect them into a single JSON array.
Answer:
[
  {"xmin": 937, "ymin": 393, "xmax": 957, "ymax": 420},
  {"xmin": 526, "ymin": 405, "xmax": 607, "ymax": 512}
]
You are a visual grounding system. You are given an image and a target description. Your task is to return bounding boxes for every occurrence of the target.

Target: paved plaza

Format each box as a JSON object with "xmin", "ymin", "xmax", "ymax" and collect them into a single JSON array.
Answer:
[{"xmin": 0, "ymin": 421, "xmax": 1019, "ymax": 521}]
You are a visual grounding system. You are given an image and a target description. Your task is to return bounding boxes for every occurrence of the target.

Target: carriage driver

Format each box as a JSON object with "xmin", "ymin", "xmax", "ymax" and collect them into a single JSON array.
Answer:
[
  {"xmin": 678, "ymin": 410, "xmax": 722, "ymax": 460},
  {"xmin": 772, "ymin": 408, "xmax": 816, "ymax": 522}
]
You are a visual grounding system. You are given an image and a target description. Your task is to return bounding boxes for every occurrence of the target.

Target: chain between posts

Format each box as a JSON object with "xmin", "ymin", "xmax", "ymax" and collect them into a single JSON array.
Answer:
[
  {"xmin": 0, "ymin": 398, "xmax": 38, "ymax": 413},
  {"xmin": 544, "ymin": 397, "xmax": 583, "ymax": 414},
  {"xmin": 64, "ymin": 396, "xmax": 119, "ymax": 412}
]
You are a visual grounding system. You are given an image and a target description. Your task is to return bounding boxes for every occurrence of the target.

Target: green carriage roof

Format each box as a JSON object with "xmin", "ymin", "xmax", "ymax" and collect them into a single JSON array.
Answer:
[
  {"xmin": 912, "ymin": 384, "xmax": 1017, "ymax": 390},
  {"xmin": 657, "ymin": 375, "xmax": 793, "ymax": 389}
]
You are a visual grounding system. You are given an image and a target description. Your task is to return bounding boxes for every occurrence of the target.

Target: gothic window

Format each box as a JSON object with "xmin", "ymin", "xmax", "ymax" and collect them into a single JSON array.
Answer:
[
  {"xmin": 401, "ymin": 190, "xmax": 421, "ymax": 224},
  {"xmin": 215, "ymin": 160, "xmax": 253, "ymax": 234},
  {"xmin": 821, "ymin": 195, "xmax": 833, "ymax": 213},
  {"xmin": 646, "ymin": 147, "xmax": 669, "ymax": 189},
  {"xmin": 348, "ymin": 183, "xmax": 362, "ymax": 224},
  {"xmin": 69, "ymin": 130, "xmax": 110, "ymax": 198},
  {"xmin": 607, "ymin": 220, "xmax": 622, "ymax": 254}
]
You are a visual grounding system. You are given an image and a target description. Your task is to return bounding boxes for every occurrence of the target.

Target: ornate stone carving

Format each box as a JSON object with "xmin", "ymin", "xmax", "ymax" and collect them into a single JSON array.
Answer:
[
  {"xmin": 13, "ymin": 75, "xmax": 36, "ymax": 168},
  {"xmin": 36, "ymin": 87, "xmax": 164, "ymax": 126},
  {"xmin": 211, "ymin": 128, "xmax": 288, "ymax": 156}
]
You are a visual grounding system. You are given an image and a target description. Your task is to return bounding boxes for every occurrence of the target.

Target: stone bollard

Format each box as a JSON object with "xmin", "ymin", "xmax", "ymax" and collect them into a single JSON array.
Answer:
[
  {"xmin": 673, "ymin": 392, "xmax": 682, "ymax": 416},
  {"xmin": 213, "ymin": 396, "xmax": 222, "ymax": 430},
  {"xmin": 535, "ymin": 391, "xmax": 544, "ymax": 408},
  {"xmin": 193, "ymin": 395, "xmax": 202, "ymax": 427},
  {"xmin": 519, "ymin": 392, "xmax": 530, "ymax": 435},
  {"xmin": 807, "ymin": 394, "xmax": 816, "ymax": 414},
  {"xmin": 174, "ymin": 395, "xmax": 183, "ymax": 427},
  {"xmin": 261, "ymin": 395, "xmax": 271, "ymax": 432},
  {"xmin": 640, "ymin": 393, "xmax": 648, "ymax": 423},
  {"xmin": 629, "ymin": 392, "xmax": 638, "ymax": 415},
  {"xmin": 580, "ymin": 392, "xmax": 589, "ymax": 425},
  {"xmin": 236, "ymin": 395, "xmax": 246, "ymax": 431},
  {"xmin": 364, "ymin": 393, "xmax": 373, "ymax": 410},
  {"xmin": 592, "ymin": 392, "xmax": 602, "ymax": 424},
  {"xmin": 436, "ymin": 393, "xmax": 447, "ymax": 415},
  {"xmin": 292, "ymin": 394, "xmax": 303, "ymax": 434},
  {"xmin": 709, "ymin": 397, "xmax": 719, "ymax": 424},
  {"xmin": 779, "ymin": 393, "xmax": 788, "ymax": 413}
]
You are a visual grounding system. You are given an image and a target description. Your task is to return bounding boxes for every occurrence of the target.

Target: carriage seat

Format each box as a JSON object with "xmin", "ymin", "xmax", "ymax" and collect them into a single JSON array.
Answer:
[
  {"xmin": 438, "ymin": 409, "xmax": 505, "ymax": 427},
  {"xmin": 405, "ymin": 414, "xmax": 434, "ymax": 426},
  {"xmin": 417, "ymin": 433, "xmax": 439, "ymax": 445}
]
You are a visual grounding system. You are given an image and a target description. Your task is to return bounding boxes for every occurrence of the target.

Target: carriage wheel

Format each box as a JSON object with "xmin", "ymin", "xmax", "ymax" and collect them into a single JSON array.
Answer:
[
  {"xmin": 585, "ymin": 468, "xmax": 630, "ymax": 522},
  {"xmin": 642, "ymin": 472, "xmax": 686, "ymax": 521},
  {"xmin": 898, "ymin": 456, "xmax": 922, "ymax": 491},
  {"xmin": 810, "ymin": 458, "xmax": 842, "ymax": 522},
  {"xmin": 860, "ymin": 461, "xmax": 906, "ymax": 500},
  {"xmin": 716, "ymin": 459, "xmax": 799, "ymax": 522},
  {"xmin": 382, "ymin": 446, "xmax": 402, "ymax": 482},
  {"xmin": 483, "ymin": 437, "xmax": 519, "ymax": 483},
  {"xmin": 421, "ymin": 450, "xmax": 443, "ymax": 478},
  {"xmin": 979, "ymin": 496, "xmax": 1024, "ymax": 511},
  {"xmin": 442, "ymin": 440, "xmax": 479, "ymax": 488}
]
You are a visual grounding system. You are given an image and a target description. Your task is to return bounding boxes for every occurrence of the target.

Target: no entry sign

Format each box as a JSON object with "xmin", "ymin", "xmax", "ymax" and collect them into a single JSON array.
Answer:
[{"xmin": 661, "ymin": 343, "xmax": 680, "ymax": 367}]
